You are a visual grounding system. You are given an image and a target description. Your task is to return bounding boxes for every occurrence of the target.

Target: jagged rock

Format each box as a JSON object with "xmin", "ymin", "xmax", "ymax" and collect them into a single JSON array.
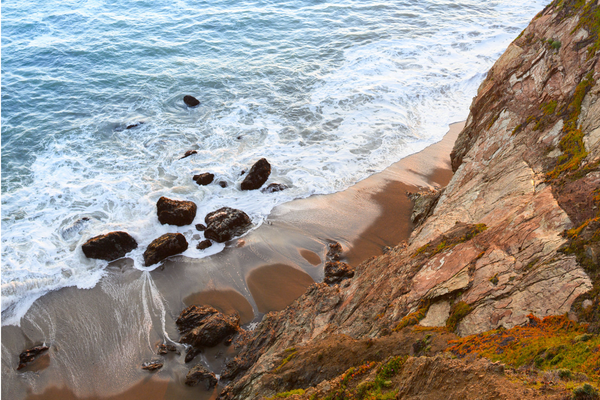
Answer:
[
  {"xmin": 156, "ymin": 197, "xmax": 197, "ymax": 226},
  {"xmin": 17, "ymin": 345, "xmax": 49, "ymax": 370},
  {"xmin": 176, "ymin": 305, "xmax": 240, "ymax": 348},
  {"xmin": 141, "ymin": 360, "xmax": 163, "ymax": 372},
  {"xmin": 324, "ymin": 261, "xmax": 354, "ymax": 285},
  {"xmin": 193, "ymin": 173, "xmax": 214, "ymax": 186},
  {"xmin": 143, "ymin": 233, "xmax": 188, "ymax": 266},
  {"xmin": 184, "ymin": 95, "xmax": 200, "ymax": 107},
  {"xmin": 326, "ymin": 242, "xmax": 343, "ymax": 261},
  {"xmin": 82, "ymin": 231, "xmax": 138, "ymax": 261},
  {"xmin": 196, "ymin": 224, "xmax": 207, "ymax": 231},
  {"xmin": 241, "ymin": 158, "xmax": 271, "ymax": 191},
  {"xmin": 197, "ymin": 240, "xmax": 212, "ymax": 250},
  {"xmin": 185, "ymin": 365, "xmax": 218, "ymax": 388},
  {"xmin": 180, "ymin": 150, "xmax": 198, "ymax": 159},
  {"xmin": 204, "ymin": 207, "xmax": 252, "ymax": 243},
  {"xmin": 261, "ymin": 183, "xmax": 287, "ymax": 194},
  {"xmin": 409, "ymin": 189, "xmax": 443, "ymax": 226}
]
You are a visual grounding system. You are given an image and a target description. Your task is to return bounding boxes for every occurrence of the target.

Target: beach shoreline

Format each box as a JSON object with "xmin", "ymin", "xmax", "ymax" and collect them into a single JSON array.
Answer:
[{"xmin": 1, "ymin": 122, "xmax": 464, "ymax": 400}]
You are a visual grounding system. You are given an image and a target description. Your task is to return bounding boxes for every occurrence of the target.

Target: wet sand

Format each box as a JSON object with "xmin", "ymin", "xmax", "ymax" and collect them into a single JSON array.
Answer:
[{"xmin": 1, "ymin": 122, "xmax": 464, "ymax": 400}]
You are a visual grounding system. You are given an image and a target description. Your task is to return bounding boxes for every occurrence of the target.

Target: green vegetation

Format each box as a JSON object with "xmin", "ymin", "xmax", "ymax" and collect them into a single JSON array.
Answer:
[
  {"xmin": 412, "ymin": 224, "xmax": 487, "ymax": 260},
  {"xmin": 446, "ymin": 301, "xmax": 473, "ymax": 332},
  {"xmin": 449, "ymin": 314, "xmax": 600, "ymax": 383},
  {"xmin": 268, "ymin": 389, "xmax": 306, "ymax": 399},
  {"xmin": 547, "ymin": 38, "xmax": 562, "ymax": 50},
  {"xmin": 489, "ymin": 274, "xmax": 499, "ymax": 285},
  {"xmin": 393, "ymin": 302, "xmax": 429, "ymax": 332},
  {"xmin": 573, "ymin": 383, "xmax": 600, "ymax": 399},
  {"xmin": 274, "ymin": 348, "xmax": 298, "ymax": 373}
]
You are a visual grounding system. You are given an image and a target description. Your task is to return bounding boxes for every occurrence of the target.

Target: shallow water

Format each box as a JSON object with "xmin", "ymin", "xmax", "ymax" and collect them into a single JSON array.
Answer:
[{"xmin": 1, "ymin": 0, "xmax": 546, "ymax": 325}]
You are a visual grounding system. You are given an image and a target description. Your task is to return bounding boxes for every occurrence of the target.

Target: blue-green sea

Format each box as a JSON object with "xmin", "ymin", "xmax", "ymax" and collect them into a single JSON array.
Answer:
[{"xmin": 2, "ymin": 0, "xmax": 546, "ymax": 325}]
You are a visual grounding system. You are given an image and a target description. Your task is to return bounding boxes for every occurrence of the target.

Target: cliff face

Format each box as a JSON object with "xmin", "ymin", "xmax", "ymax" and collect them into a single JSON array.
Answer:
[{"xmin": 219, "ymin": 1, "xmax": 600, "ymax": 398}]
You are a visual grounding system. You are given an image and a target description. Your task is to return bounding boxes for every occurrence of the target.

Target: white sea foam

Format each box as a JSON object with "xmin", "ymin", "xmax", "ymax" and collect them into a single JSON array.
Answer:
[{"xmin": 1, "ymin": 0, "xmax": 547, "ymax": 325}]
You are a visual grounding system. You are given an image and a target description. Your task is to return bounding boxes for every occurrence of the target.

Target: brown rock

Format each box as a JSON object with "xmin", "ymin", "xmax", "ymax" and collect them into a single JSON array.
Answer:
[
  {"xmin": 156, "ymin": 196, "xmax": 197, "ymax": 226},
  {"xmin": 82, "ymin": 231, "xmax": 138, "ymax": 261},
  {"xmin": 183, "ymin": 95, "xmax": 200, "ymax": 107},
  {"xmin": 180, "ymin": 150, "xmax": 198, "ymax": 159},
  {"xmin": 193, "ymin": 173, "xmax": 214, "ymax": 186},
  {"xmin": 261, "ymin": 183, "xmax": 287, "ymax": 193},
  {"xmin": 141, "ymin": 360, "xmax": 163, "ymax": 372},
  {"xmin": 324, "ymin": 261, "xmax": 354, "ymax": 285},
  {"xmin": 185, "ymin": 365, "xmax": 218, "ymax": 388},
  {"xmin": 176, "ymin": 305, "xmax": 240, "ymax": 348},
  {"xmin": 17, "ymin": 345, "xmax": 49, "ymax": 370},
  {"xmin": 204, "ymin": 207, "xmax": 252, "ymax": 243},
  {"xmin": 143, "ymin": 233, "xmax": 188, "ymax": 266},
  {"xmin": 197, "ymin": 240, "xmax": 212, "ymax": 250},
  {"xmin": 240, "ymin": 158, "xmax": 271, "ymax": 191}
]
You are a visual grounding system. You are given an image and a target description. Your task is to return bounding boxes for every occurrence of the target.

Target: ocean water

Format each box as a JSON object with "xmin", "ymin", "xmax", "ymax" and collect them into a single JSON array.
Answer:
[{"xmin": 1, "ymin": 0, "xmax": 546, "ymax": 325}]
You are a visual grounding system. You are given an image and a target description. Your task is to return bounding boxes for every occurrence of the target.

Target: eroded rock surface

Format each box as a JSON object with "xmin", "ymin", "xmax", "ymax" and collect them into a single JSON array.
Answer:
[{"xmin": 82, "ymin": 231, "xmax": 138, "ymax": 261}]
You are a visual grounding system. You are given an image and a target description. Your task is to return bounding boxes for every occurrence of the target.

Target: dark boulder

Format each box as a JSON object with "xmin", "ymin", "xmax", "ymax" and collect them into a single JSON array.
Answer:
[
  {"xmin": 82, "ymin": 231, "xmax": 138, "ymax": 261},
  {"xmin": 193, "ymin": 173, "xmax": 214, "ymax": 186},
  {"xmin": 261, "ymin": 183, "xmax": 288, "ymax": 194},
  {"xmin": 197, "ymin": 240, "xmax": 212, "ymax": 250},
  {"xmin": 157, "ymin": 197, "xmax": 197, "ymax": 226},
  {"xmin": 185, "ymin": 365, "xmax": 218, "ymax": 388},
  {"xmin": 185, "ymin": 347, "xmax": 202, "ymax": 363},
  {"xmin": 180, "ymin": 150, "xmax": 198, "ymax": 159},
  {"xmin": 143, "ymin": 233, "xmax": 188, "ymax": 266},
  {"xmin": 184, "ymin": 95, "xmax": 200, "ymax": 107},
  {"xmin": 324, "ymin": 261, "xmax": 354, "ymax": 285},
  {"xmin": 240, "ymin": 158, "xmax": 271, "ymax": 191},
  {"xmin": 17, "ymin": 345, "xmax": 49, "ymax": 370},
  {"xmin": 195, "ymin": 224, "xmax": 207, "ymax": 231},
  {"xmin": 326, "ymin": 241, "xmax": 343, "ymax": 261},
  {"xmin": 176, "ymin": 305, "xmax": 240, "ymax": 348},
  {"xmin": 218, "ymin": 181, "xmax": 228, "ymax": 188},
  {"xmin": 203, "ymin": 207, "xmax": 252, "ymax": 243},
  {"xmin": 141, "ymin": 360, "xmax": 163, "ymax": 372}
]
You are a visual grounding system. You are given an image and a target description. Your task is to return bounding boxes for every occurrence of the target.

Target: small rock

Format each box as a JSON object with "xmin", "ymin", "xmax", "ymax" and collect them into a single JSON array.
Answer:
[
  {"xmin": 157, "ymin": 197, "xmax": 197, "ymax": 226},
  {"xmin": 17, "ymin": 345, "xmax": 49, "ymax": 370},
  {"xmin": 204, "ymin": 207, "xmax": 252, "ymax": 243},
  {"xmin": 193, "ymin": 173, "xmax": 214, "ymax": 186},
  {"xmin": 219, "ymin": 181, "xmax": 228, "ymax": 188},
  {"xmin": 141, "ymin": 360, "xmax": 163, "ymax": 372},
  {"xmin": 241, "ymin": 158, "xmax": 271, "ymax": 191},
  {"xmin": 126, "ymin": 122, "xmax": 144, "ymax": 129},
  {"xmin": 261, "ymin": 183, "xmax": 288, "ymax": 194},
  {"xmin": 324, "ymin": 261, "xmax": 354, "ymax": 285},
  {"xmin": 143, "ymin": 233, "xmax": 188, "ymax": 266},
  {"xmin": 180, "ymin": 150, "xmax": 198, "ymax": 159},
  {"xmin": 185, "ymin": 365, "xmax": 218, "ymax": 388},
  {"xmin": 195, "ymin": 224, "xmax": 207, "ymax": 231},
  {"xmin": 184, "ymin": 95, "xmax": 200, "ymax": 107},
  {"xmin": 82, "ymin": 231, "xmax": 138, "ymax": 261},
  {"xmin": 197, "ymin": 240, "xmax": 212, "ymax": 250}
]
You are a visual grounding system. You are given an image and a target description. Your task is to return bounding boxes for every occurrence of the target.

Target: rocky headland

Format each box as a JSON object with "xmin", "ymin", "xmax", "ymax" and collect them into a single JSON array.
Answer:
[{"xmin": 212, "ymin": 1, "xmax": 600, "ymax": 398}]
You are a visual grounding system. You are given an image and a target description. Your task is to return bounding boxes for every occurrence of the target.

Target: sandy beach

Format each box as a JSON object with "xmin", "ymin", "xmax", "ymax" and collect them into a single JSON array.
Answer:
[{"xmin": 1, "ymin": 122, "xmax": 464, "ymax": 400}]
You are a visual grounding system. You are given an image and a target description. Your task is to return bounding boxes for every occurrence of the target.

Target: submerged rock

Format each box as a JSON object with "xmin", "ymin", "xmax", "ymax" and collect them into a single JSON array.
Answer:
[
  {"xmin": 193, "ymin": 172, "xmax": 214, "ymax": 186},
  {"xmin": 204, "ymin": 207, "xmax": 252, "ymax": 243},
  {"xmin": 241, "ymin": 158, "xmax": 271, "ymax": 191},
  {"xmin": 180, "ymin": 150, "xmax": 198, "ymax": 159},
  {"xmin": 126, "ymin": 122, "xmax": 144, "ymax": 129},
  {"xmin": 143, "ymin": 233, "xmax": 188, "ymax": 266},
  {"xmin": 157, "ymin": 197, "xmax": 197, "ymax": 226},
  {"xmin": 61, "ymin": 217, "xmax": 91, "ymax": 240},
  {"xmin": 186, "ymin": 365, "xmax": 218, "ymax": 388},
  {"xmin": 183, "ymin": 95, "xmax": 200, "ymax": 107},
  {"xmin": 82, "ymin": 231, "xmax": 138, "ymax": 261},
  {"xmin": 176, "ymin": 305, "xmax": 240, "ymax": 348},
  {"xmin": 261, "ymin": 183, "xmax": 287, "ymax": 194},
  {"xmin": 17, "ymin": 345, "xmax": 49, "ymax": 370}
]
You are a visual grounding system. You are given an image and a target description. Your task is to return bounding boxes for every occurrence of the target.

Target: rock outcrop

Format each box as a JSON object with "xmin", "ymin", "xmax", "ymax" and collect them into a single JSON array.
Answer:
[
  {"xmin": 214, "ymin": 2, "xmax": 600, "ymax": 398},
  {"xmin": 156, "ymin": 197, "xmax": 197, "ymax": 226},
  {"xmin": 143, "ymin": 233, "xmax": 188, "ymax": 266},
  {"xmin": 176, "ymin": 305, "xmax": 241, "ymax": 348},
  {"xmin": 185, "ymin": 365, "xmax": 218, "ymax": 388},
  {"xmin": 82, "ymin": 231, "xmax": 138, "ymax": 261},
  {"xmin": 241, "ymin": 158, "xmax": 271, "ymax": 191},
  {"xmin": 203, "ymin": 207, "xmax": 252, "ymax": 243}
]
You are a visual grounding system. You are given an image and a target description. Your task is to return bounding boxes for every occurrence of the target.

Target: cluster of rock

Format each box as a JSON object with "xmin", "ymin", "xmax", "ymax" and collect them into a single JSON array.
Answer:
[{"xmin": 323, "ymin": 241, "xmax": 354, "ymax": 285}]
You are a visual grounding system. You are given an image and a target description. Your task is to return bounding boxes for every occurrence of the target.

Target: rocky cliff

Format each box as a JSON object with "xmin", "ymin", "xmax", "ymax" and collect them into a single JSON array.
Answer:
[{"xmin": 217, "ymin": 1, "xmax": 600, "ymax": 398}]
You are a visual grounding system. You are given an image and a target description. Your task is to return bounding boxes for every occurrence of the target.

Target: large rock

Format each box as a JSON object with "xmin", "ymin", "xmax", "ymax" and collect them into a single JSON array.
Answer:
[
  {"xmin": 143, "ymin": 233, "xmax": 188, "ymax": 266},
  {"xmin": 82, "ymin": 231, "xmax": 138, "ymax": 261},
  {"xmin": 203, "ymin": 207, "xmax": 252, "ymax": 243},
  {"xmin": 193, "ymin": 173, "xmax": 214, "ymax": 186},
  {"xmin": 185, "ymin": 365, "xmax": 218, "ymax": 388},
  {"xmin": 240, "ymin": 158, "xmax": 271, "ymax": 191},
  {"xmin": 183, "ymin": 95, "xmax": 200, "ymax": 107},
  {"xmin": 176, "ymin": 305, "xmax": 240, "ymax": 348},
  {"xmin": 156, "ymin": 197, "xmax": 197, "ymax": 226}
]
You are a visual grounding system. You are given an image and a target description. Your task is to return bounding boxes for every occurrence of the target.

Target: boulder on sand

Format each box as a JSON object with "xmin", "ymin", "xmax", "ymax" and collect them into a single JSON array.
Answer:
[
  {"xmin": 143, "ymin": 233, "xmax": 188, "ymax": 266},
  {"xmin": 241, "ymin": 158, "xmax": 271, "ymax": 191},
  {"xmin": 203, "ymin": 207, "xmax": 252, "ymax": 243},
  {"xmin": 17, "ymin": 345, "xmax": 49, "ymax": 370},
  {"xmin": 157, "ymin": 197, "xmax": 197, "ymax": 226},
  {"xmin": 176, "ymin": 305, "xmax": 240, "ymax": 348},
  {"xmin": 82, "ymin": 231, "xmax": 138, "ymax": 261},
  {"xmin": 183, "ymin": 95, "xmax": 200, "ymax": 107}
]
